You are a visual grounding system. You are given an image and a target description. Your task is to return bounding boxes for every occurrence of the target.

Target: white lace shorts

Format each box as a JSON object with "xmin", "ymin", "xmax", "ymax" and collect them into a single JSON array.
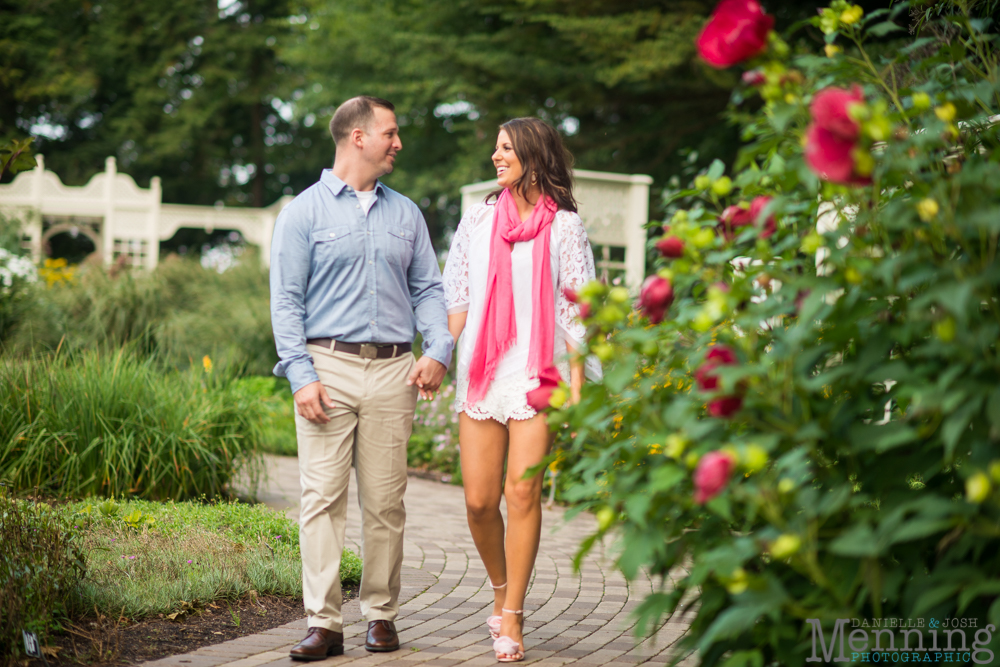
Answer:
[{"xmin": 456, "ymin": 373, "xmax": 541, "ymax": 426}]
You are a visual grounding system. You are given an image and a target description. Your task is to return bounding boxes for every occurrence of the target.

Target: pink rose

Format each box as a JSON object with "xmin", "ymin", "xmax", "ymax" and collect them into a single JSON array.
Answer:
[
  {"xmin": 563, "ymin": 287, "xmax": 579, "ymax": 303},
  {"xmin": 526, "ymin": 366, "xmax": 562, "ymax": 412},
  {"xmin": 656, "ymin": 235, "xmax": 685, "ymax": 258},
  {"xmin": 693, "ymin": 451, "xmax": 736, "ymax": 504},
  {"xmin": 578, "ymin": 302, "xmax": 591, "ymax": 320},
  {"xmin": 749, "ymin": 196, "xmax": 776, "ymax": 239},
  {"xmin": 638, "ymin": 275, "xmax": 674, "ymax": 324},
  {"xmin": 804, "ymin": 86, "xmax": 872, "ymax": 185},
  {"xmin": 696, "ymin": 0, "xmax": 775, "ymax": 69}
]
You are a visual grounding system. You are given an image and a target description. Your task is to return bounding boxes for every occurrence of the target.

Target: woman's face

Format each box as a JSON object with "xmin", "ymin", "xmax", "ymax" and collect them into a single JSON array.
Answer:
[{"xmin": 492, "ymin": 129, "xmax": 524, "ymax": 189}]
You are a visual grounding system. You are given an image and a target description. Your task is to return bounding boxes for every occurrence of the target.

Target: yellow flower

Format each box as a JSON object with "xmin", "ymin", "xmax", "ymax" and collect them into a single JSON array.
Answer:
[
  {"xmin": 202, "ymin": 355, "xmax": 213, "ymax": 374},
  {"xmin": 935, "ymin": 103, "xmax": 957, "ymax": 122},
  {"xmin": 769, "ymin": 534, "xmax": 802, "ymax": 559},
  {"xmin": 917, "ymin": 198, "xmax": 939, "ymax": 222},
  {"xmin": 839, "ymin": 5, "xmax": 863, "ymax": 25},
  {"xmin": 824, "ymin": 44, "xmax": 842, "ymax": 58},
  {"xmin": 966, "ymin": 473, "xmax": 991, "ymax": 504},
  {"xmin": 912, "ymin": 92, "xmax": 932, "ymax": 111}
]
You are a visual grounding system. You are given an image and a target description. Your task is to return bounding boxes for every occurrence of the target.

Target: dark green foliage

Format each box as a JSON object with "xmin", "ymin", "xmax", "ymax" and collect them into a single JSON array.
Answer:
[{"xmin": 0, "ymin": 496, "xmax": 84, "ymax": 666}]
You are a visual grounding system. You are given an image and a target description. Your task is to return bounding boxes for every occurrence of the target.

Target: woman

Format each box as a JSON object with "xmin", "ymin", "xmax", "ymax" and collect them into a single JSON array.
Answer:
[{"xmin": 442, "ymin": 117, "xmax": 599, "ymax": 662}]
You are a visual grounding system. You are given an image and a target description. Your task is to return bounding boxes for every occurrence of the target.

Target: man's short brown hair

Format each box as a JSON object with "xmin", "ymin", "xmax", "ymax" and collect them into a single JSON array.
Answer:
[{"xmin": 328, "ymin": 96, "xmax": 396, "ymax": 144}]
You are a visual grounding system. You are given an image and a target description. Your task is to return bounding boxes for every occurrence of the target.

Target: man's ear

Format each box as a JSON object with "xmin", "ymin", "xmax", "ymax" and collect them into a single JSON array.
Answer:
[{"xmin": 350, "ymin": 127, "xmax": 365, "ymax": 149}]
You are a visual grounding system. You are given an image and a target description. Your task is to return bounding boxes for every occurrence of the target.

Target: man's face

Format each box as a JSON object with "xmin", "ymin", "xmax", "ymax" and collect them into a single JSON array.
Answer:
[{"xmin": 362, "ymin": 107, "xmax": 402, "ymax": 177}]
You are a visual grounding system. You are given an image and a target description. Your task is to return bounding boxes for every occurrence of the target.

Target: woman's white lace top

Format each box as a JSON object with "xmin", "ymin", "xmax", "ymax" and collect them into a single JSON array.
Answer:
[{"xmin": 442, "ymin": 202, "xmax": 601, "ymax": 423}]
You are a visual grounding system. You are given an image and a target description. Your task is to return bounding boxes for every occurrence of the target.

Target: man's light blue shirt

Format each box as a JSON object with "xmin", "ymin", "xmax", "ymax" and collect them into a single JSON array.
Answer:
[{"xmin": 270, "ymin": 170, "xmax": 453, "ymax": 394}]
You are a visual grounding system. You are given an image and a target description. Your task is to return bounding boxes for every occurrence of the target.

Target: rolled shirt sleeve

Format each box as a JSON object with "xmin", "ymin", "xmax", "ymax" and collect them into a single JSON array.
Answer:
[{"xmin": 407, "ymin": 204, "xmax": 453, "ymax": 368}]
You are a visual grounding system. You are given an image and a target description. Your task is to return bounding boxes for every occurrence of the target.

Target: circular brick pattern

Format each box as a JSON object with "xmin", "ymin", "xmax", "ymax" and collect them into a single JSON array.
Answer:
[{"xmin": 144, "ymin": 456, "xmax": 694, "ymax": 667}]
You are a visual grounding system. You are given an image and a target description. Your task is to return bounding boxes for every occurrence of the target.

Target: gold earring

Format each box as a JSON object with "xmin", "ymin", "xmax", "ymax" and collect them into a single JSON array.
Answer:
[{"xmin": 530, "ymin": 173, "xmax": 538, "ymax": 184}]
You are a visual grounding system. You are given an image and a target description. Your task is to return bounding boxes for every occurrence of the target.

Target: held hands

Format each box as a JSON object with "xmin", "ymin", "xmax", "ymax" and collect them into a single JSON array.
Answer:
[
  {"xmin": 294, "ymin": 381, "xmax": 336, "ymax": 424},
  {"xmin": 407, "ymin": 356, "xmax": 447, "ymax": 400}
]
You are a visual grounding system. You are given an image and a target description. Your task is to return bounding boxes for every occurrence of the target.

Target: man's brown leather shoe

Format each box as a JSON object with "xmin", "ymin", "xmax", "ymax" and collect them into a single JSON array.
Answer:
[
  {"xmin": 289, "ymin": 627, "xmax": 344, "ymax": 661},
  {"xmin": 365, "ymin": 620, "xmax": 400, "ymax": 652}
]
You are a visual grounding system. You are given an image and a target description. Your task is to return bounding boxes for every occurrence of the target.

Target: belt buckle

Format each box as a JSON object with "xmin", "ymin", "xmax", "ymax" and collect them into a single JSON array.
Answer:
[{"xmin": 359, "ymin": 343, "xmax": 378, "ymax": 360}]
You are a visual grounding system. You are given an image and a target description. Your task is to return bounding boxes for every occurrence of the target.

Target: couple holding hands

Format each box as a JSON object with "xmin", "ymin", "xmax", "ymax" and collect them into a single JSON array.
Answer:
[{"xmin": 270, "ymin": 95, "xmax": 599, "ymax": 663}]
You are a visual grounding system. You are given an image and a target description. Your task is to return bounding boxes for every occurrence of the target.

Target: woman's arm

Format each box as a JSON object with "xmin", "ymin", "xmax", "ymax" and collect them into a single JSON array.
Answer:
[
  {"xmin": 448, "ymin": 311, "xmax": 468, "ymax": 344},
  {"xmin": 567, "ymin": 339, "xmax": 584, "ymax": 405}
]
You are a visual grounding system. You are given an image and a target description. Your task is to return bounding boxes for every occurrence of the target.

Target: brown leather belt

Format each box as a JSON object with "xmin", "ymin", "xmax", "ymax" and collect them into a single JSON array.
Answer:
[{"xmin": 306, "ymin": 338, "xmax": 412, "ymax": 360}]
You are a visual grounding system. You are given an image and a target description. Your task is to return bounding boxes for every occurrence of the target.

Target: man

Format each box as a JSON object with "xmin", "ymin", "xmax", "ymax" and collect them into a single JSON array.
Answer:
[{"xmin": 270, "ymin": 95, "xmax": 452, "ymax": 660}]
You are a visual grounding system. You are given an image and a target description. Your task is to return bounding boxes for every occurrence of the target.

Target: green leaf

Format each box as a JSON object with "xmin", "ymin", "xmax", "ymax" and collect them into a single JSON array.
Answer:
[
  {"xmin": 866, "ymin": 21, "xmax": 904, "ymax": 37},
  {"xmin": 829, "ymin": 522, "xmax": 881, "ymax": 557},
  {"xmin": 707, "ymin": 159, "xmax": 726, "ymax": 182}
]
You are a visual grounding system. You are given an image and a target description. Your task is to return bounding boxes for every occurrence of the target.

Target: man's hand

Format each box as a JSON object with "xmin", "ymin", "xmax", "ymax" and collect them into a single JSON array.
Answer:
[
  {"xmin": 406, "ymin": 357, "xmax": 447, "ymax": 400},
  {"xmin": 294, "ymin": 381, "xmax": 336, "ymax": 424}
]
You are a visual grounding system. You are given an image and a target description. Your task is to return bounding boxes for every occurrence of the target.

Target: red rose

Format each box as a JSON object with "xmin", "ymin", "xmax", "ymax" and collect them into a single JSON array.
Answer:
[
  {"xmin": 578, "ymin": 302, "xmax": 591, "ymax": 320},
  {"xmin": 804, "ymin": 86, "xmax": 872, "ymax": 185},
  {"xmin": 656, "ymin": 235, "xmax": 685, "ymax": 258},
  {"xmin": 695, "ymin": 345, "xmax": 738, "ymax": 392},
  {"xmin": 563, "ymin": 287, "xmax": 579, "ymax": 303},
  {"xmin": 750, "ymin": 196, "xmax": 776, "ymax": 239},
  {"xmin": 708, "ymin": 396, "xmax": 744, "ymax": 418},
  {"xmin": 696, "ymin": 0, "xmax": 775, "ymax": 69},
  {"xmin": 638, "ymin": 275, "xmax": 674, "ymax": 324},
  {"xmin": 526, "ymin": 366, "xmax": 562, "ymax": 412},
  {"xmin": 693, "ymin": 451, "xmax": 736, "ymax": 504},
  {"xmin": 718, "ymin": 205, "xmax": 753, "ymax": 241}
]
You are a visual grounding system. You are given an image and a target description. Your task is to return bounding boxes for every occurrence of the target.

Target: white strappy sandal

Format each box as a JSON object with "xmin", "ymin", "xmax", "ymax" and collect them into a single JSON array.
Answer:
[
  {"xmin": 493, "ymin": 608, "xmax": 524, "ymax": 662},
  {"xmin": 486, "ymin": 580, "xmax": 506, "ymax": 639}
]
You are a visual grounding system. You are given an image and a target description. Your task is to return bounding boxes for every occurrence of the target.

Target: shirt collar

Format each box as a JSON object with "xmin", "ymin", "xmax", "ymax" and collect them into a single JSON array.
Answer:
[{"xmin": 320, "ymin": 169, "xmax": 386, "ymax": 197}]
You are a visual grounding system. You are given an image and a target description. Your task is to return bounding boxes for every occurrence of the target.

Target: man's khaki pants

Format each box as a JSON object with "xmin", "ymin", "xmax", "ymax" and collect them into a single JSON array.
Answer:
[{"xmin": 296, "ymin": 343, "xmax": 418, "ymax": 633}]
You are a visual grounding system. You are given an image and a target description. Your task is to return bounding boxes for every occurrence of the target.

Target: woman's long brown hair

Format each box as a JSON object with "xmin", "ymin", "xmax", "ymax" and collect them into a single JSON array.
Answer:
[{"xmin": 487, "ymin": 117, "xmax": 578, "ymax": 213}]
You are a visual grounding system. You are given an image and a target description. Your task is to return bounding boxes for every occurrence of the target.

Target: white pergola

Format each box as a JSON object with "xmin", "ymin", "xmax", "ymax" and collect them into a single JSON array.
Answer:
[
  {"xmin": 0, "ymin": 155, "xmax": 290, "ymax": 269},
  {"xmin": 460, "ymin": 168, "xmax": 653, "ymax": 288}
]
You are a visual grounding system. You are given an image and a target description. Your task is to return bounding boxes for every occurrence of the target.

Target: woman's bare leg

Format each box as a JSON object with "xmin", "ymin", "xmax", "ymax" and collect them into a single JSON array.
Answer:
[
  {"xmin": 458, "ymin": 412, "xmax": 510, "ymax": 616},
  {"xmin": 500, "ymin": 414, "xmax": 552, "ymax": 649}
]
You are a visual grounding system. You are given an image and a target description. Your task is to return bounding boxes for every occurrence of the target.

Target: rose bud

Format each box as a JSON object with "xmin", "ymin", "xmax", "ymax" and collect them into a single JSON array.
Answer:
[
  {"xmin": 696, "ymin": 0, "xmax": 775, "ymax": 69},
  {"xmin": 742, "ymin": 69, "xmax": 766, "ymax": 86},
  {"xmin": 708, "ymin": 395, "xmax": 744, "ymax": 418},
  {"xmin": 638, "ymin": 275, "xmax": 674, "ymax": 324},
  {"xmin": 695, "ymin": 345, "xmax": 738, "ymax": 392},
  {"xmin": 693, "ymin": 451, "xmax": 737, "ymax": 504},
  {"xmin": 656, "ymin": 235, "xmax": 685, "ymax": 258},
  {"xmin": 718, "ymin": 205, "xmax": 754, "ymax": 241},
  {"xmin": 526, "ymin": 366, "xmax": 563, "ymax": 412},
  {"xmin": 750, "ymin": 196, "xmax": 776, "ymax": 239}
]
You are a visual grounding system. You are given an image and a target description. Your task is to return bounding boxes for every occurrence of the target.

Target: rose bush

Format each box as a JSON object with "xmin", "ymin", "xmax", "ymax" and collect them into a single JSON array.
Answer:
[{"xmin": 554, "ymin": 1, "xmax": 1000, "ymax": 664}]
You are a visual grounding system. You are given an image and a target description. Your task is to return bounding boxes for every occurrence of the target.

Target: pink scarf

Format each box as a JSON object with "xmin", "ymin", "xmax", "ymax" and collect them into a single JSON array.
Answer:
[{"xmin": 467, "ymin": 189, "xmax": 557, "ymax": 404}]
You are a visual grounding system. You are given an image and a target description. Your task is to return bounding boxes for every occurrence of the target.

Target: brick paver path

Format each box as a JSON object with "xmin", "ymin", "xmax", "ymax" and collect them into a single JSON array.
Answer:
[{"xmin": 143, "ymin": 456, "xmax": 693, "ymax": 667}]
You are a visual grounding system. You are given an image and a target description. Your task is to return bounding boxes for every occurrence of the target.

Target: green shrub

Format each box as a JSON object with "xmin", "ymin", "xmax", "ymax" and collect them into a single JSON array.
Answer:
[
  {"xmin": 0, "ymin": 495, "xmax": 84, "ymax": 667},
  {"xmin": 559, "ymin": 2, "xmax": 1000, "ymax": 665},
  {"xmin": 9, "ymin": 252, "xmax": 276, "ymax": 376},
  {"xmin": 409, "ymin": 382, "xmax": 461, "ymax": 481},
  {"xmin": 0, "ymin": 348, "xmax": 264, "ymax": 500}
]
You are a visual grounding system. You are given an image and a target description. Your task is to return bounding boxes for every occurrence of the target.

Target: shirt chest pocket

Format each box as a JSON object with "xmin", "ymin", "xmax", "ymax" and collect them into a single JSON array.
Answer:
[
  {"xmin": 384, "ymin": 226, "xmax": 414, "ymax": 267},
  {"xmin": 311, "ymin": 226, "xmax": 357, "ymax": 265}
]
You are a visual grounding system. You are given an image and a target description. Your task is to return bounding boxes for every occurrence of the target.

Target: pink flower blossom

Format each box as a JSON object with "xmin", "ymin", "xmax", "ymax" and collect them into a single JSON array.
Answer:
[
  {"xmin": 696, "ymin": 0, "xmax": 775, "ymax": 68},
  {"xmin": 694, "ymin": 451, "xmax": 737, "ymax": 504}
]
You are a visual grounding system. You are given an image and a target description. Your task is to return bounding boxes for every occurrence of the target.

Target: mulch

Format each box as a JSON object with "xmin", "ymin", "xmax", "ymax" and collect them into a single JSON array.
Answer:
[{"xmin": 32, "ymin": 586, "xmax": 358, "ymax": 667}]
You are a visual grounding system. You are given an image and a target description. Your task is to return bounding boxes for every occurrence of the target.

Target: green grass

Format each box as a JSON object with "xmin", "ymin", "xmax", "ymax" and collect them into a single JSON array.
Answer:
[
  {"xmin": 0, "ymin": 348, "xmax": 264, "ymax": 500},
  {"xmin": 63, "ymin": 497, "xmax": 361, "ymax": 620}
]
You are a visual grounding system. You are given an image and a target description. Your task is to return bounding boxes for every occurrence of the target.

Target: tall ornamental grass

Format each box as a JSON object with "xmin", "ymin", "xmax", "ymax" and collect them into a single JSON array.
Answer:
[{"xmin": 0, "ymin": 349, "xmax": 263, "ymax": 499}]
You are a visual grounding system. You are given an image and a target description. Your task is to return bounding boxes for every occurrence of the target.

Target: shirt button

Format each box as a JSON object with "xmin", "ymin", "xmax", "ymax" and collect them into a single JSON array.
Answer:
[
  {"xmin": 370, "ymin": 290, "xmax": 374, "ymax": 295},
  {"xmin": 370, "ymin": 320, "xmax": 375, "ymax": 325},
  {"xmin": 369, "ymin": 260, "xmax": 373, "ymax": 265},
  {"xmin": 356, "ymin": 204, "xmax": 360, "ymax": 209},
  {"xmin": 329, "ymin": 232, "xmax": 336, "ymax": 238}
]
